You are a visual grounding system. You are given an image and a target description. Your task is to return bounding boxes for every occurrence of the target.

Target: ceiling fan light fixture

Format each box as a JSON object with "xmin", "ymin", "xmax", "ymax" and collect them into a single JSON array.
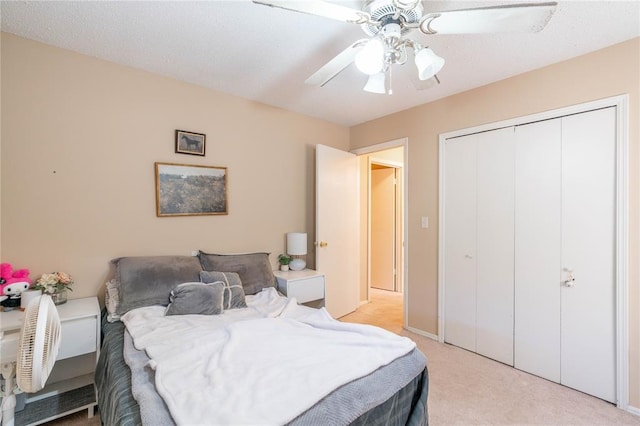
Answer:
[
  {"xmin": 355, "ymin": 38, "xmax": 384, "ymax": 75},
  {"xmin": 414, "ymin": 47, "xmax": 445, "ymax": 80},
  {"xmin": 363, "ymin": 72, "xmax": 390, "ymax": 95}
]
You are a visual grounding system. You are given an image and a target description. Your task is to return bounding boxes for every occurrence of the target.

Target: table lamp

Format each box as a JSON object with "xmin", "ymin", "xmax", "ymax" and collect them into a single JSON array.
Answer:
[{"xmin": 287, "ymin": 232, "xmax": 307, "ymax": 271}]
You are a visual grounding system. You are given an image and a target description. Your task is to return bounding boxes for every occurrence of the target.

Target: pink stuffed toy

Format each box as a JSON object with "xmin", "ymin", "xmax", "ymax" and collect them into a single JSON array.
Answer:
[{"xmin": 0, "ymin": 262, "xmax": 31, "ymax": 310}]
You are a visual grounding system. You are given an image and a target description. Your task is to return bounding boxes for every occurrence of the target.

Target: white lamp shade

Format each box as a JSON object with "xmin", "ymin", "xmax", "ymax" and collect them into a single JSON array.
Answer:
[
  {"xmin": 414, "ymin": 47, "xmax": 445, "ymax": 80},
  {"xmin": 363, "ymin": 72, "xmax": 386, "ymax": 94},
  {"xmin": 287, "ymin": 233, "xmax": 307, "ymax": 256},
  {"xmin": 355, "ymin": 38, "xmax": 384, "ymax": 75}
]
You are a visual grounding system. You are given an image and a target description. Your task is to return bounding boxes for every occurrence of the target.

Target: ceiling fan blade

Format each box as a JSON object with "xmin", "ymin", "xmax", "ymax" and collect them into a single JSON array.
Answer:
[
  {"xmin": 253, "ymin": 1, "xmax": 371, "ymax": 24},
  {"xmin": 306, "ymin": 39, "xmax": 368, "ymax": 87},
  {"xmin": 419, "ymin": 2, "xmax": 557, "ymax": 35}
]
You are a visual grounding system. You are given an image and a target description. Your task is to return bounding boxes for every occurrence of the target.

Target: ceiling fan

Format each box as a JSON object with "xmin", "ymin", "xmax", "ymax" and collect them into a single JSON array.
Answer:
[{"xmin": 253, "ymin": 0, "xmax": 558, "ymax": 94}]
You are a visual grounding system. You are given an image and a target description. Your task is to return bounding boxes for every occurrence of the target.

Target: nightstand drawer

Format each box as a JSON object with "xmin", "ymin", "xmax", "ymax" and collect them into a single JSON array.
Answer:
[
  {"xmin": 287, "ymin": 276, "xmax": 324, "ymax": 303},
  {"xmin": 58, "ymin": 316, "xmax": 98, "ymax": 360}
]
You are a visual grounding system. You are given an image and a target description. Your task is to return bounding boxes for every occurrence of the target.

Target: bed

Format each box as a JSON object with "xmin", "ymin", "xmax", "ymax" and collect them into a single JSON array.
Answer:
[{"xmin": 95, "ymin": 254, "xmax": 429, "ymax": 425}]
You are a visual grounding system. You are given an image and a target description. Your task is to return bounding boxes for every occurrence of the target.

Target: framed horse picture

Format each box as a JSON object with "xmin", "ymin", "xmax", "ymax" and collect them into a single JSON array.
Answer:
[{"xmin": 175, "ymin": 130, "xmax": 206, "ymax": 156}]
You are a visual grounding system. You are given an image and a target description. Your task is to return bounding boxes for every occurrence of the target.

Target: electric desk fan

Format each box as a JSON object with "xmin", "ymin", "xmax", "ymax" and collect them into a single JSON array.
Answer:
[{"xmin": 0, "ymin": 295, "xmax": 61, "ymax": 426}]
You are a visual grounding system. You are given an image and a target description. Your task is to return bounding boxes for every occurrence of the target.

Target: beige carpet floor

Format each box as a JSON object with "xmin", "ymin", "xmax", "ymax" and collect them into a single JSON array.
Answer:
[
  {"xmin": 46, "ymin": 288, "xmax": 640, "ymax": 425},
  {"xmin": 341, "ymin": 288, "xmax": 640, "ymax": 425}
]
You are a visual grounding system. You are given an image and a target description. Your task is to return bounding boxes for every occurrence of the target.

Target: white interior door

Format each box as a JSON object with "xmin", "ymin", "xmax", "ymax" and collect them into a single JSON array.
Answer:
[
  {"xmin": 316, "ymin": 144, "xmax": 359, "ymax": 319},
  {"xmin": 443, "ymin": 136, "xmax": 477, "ymax": 352},
  {"xmin": 371, "ymin": 166, "xmax": 395, "ymax": 291},
  {"xmin": 560, "ymin": 107, "xmax": 616, "ymax": 402},
  {"xmin": 475, "ymin": 127, "xmax": 515, "ymax": 366},
  {"xmin": 395, "ymin": 168, "xmax": 404, "ymax": 293},
  {"xmin": 514, "ymin": 118, "xmax": 563, "ymax": 383}
]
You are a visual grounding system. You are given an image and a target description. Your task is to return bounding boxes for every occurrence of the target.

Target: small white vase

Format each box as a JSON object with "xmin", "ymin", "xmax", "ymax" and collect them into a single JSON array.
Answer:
[{"xmin": 280, "ymin": 264, "xmax": 289, "ymax": 271}]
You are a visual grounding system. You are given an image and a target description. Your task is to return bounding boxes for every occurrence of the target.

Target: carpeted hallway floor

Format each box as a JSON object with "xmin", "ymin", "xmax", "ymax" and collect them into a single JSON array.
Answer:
[{"xmin": 341, "ymin": 288, "xmax": 640, "ymax": 425}]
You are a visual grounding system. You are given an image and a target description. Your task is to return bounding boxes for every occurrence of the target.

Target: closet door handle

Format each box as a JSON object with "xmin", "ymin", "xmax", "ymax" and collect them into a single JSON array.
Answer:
[
  {"xmin": 562, "ymin": 269, "xmax": 575, "ymax": 287},
  {"xmin": 464, "ymin": 254, "xmax": 473, "ymax": 259}
]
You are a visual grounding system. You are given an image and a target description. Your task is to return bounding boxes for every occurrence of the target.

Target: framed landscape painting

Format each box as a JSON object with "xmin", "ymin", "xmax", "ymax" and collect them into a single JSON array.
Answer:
[{"xmin": 155, "ymin": 162, "xmax": 228, "ymax": 216}]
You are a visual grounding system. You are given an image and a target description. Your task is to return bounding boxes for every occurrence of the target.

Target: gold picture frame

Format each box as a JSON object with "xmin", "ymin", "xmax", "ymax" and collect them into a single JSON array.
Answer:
[{"xmin": 155, "ymin": 162, "xmax": 228, "ymax": 216}]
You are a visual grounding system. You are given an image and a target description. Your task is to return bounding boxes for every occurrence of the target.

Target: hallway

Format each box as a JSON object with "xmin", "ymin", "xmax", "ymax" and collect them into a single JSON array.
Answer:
[{"xmin": 340, "ymin": 288, "xmax": 403, "ymax": 333}]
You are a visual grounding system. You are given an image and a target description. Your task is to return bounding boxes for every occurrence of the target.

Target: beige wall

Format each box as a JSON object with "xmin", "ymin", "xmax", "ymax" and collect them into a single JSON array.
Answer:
[
  {"xmin": 0, "ymin": 36, "xmax": 2, "ymax": 263},
  {"xmin": 350, "ymin": 37, "xmax": 640, "ymax": 408},
  {"xmin": 0, "ymin": 33, "xmax": 349, "ymax": 301}
]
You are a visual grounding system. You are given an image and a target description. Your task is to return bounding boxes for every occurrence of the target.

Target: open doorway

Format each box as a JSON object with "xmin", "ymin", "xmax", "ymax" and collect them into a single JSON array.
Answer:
[
  {"xmin": 354, "ymin": 143, "xmax": 405, "ymax": 328},
  {"xmin": 370, "ymin": 161, "xmax": 403, "ymax": 293}
]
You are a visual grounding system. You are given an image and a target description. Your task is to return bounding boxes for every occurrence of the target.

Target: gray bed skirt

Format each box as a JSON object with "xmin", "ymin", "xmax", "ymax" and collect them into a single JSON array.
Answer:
[{"xmin": 95, "ymin": 310, "xmax": 429, "ymax": 426}]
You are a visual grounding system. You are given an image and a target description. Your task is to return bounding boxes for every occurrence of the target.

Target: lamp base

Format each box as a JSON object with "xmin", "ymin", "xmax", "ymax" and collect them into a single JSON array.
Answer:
[{"xmin": 289, "ymin": 258, "xmax": 306, "ymax": 271}]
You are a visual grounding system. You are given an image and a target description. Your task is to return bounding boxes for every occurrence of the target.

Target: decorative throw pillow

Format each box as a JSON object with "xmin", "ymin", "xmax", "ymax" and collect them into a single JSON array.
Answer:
[
  {"xmin": 199, "ymin": 271, "xmax": 247, "ymax": 310},
  {"xmin": 112, "ymin": 256, "xmax": 203, "ymax": 316},
  {"xmin": 197, "ymin": 252, "xmax": 276, "ymax": 295},
  {"xmin": 105, "ymin": 279, "xmax": 121, "ymax": 323},
  {"xmin": 165, "ymin": 282, "xmax": 225, "ymax": 316}
]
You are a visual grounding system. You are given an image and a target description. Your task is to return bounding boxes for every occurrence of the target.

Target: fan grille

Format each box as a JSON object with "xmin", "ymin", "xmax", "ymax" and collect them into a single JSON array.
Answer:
[
  {"xmin": 16, "ymin": 295, "xmax": 61, "ymax": 393},
  {"xmin": 361, "ymin": 0, "xmax": 424, "ymax": 36}
]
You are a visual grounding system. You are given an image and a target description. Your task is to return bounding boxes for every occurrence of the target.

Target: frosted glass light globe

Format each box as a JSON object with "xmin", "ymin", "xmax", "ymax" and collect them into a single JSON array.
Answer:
[
  {"xmin": 355, "ymin": 38, "xmax": 384, "ymax": 75},
  {"xmin": 414, "ymin": 47, "xmax": 445, "ymax": 80}
]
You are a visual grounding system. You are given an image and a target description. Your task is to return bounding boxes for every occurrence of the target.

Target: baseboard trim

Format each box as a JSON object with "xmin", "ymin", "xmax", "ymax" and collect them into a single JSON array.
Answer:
[
  {"xmin": 626, "ymin": 405, "xmax": 640, "ymax": 416},
  {"xmin": 359, "ymin": 299, "xmax": 370, "ymax": 306},
  {"xmin": 405, "ymin": 326, "xmax": 438, "ymax": 341}
]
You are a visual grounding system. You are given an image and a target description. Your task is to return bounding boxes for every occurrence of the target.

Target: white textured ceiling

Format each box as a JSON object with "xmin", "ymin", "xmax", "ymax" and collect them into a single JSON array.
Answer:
[{"xmin": 1, "ymin": 1, "xmax": 639, "ymax": 127}]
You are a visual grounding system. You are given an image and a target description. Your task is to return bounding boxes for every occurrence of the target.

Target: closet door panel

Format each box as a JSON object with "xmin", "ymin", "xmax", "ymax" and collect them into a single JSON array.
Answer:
[
  {"xmin": 444, "ymin": 137, "xmax": 477, "ymax": 352},
  {"xmin": 514, "ymin": 119, "xmax": 562, "ymax": 382},
  {"xmin": 476, "ymin": 128, "xmax": 515, "ymax": 366},
  {"xmin": 561, "ymin": 108, "xmax": 616, "ymax": 402}
]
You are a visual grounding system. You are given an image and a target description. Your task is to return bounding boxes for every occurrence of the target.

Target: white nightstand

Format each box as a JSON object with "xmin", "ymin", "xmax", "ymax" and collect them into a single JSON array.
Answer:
[
  {"xmin": 0, "ymin": 296, "xmax": 100, "ymax": 425},
  {"xmin": 274, "ymin": 269, "xmax": 325, "ymax": 308}
]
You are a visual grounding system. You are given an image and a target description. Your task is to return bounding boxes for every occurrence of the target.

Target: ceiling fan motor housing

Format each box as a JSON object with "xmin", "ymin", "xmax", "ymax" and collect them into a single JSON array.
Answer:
[
  {"xmin": 361, "ymin": 0, "xmax": 424, "ymax": 36},
  {"xmin": 381, "ymin": 22, "xmax": 402, "ymax": 39}
]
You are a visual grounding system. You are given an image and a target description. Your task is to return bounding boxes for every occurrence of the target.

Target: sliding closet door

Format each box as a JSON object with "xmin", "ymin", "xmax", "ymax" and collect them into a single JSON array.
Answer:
[
  {"xmin": 560, "ymin": 107, "xmax": 616, "ymax": 402},
  {"xmin": 475, "ymin": 128, "xmax": 515, "ymax": 365},
  {"xmin": 514, "ymin": 119, "xmax": 562, "ymax": 382},
  {"xmin": 444, "ymin": 128, "xmax": 515, "ymax": 362},
  {"xmin": 514, "ymin": 108, "xmax": 616, "ymax": 399},
  {"xmin": 443, "ymin": 137, "xmax": 477, "ymax": 352}
]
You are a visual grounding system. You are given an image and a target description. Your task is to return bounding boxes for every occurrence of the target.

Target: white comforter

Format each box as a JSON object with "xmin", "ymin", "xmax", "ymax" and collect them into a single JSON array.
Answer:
[{"xmin": 121, "ymin": 288, "xmax": 415, "ymax": 426}]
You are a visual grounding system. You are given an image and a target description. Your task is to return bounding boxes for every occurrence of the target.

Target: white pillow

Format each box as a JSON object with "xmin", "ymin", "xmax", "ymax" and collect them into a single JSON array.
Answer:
[{"xmin": 105, "ymin": 279, "xmax": 121, "ymax": 322}]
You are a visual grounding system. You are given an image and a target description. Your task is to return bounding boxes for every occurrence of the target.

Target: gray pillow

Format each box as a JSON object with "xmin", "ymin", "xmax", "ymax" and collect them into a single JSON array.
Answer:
[
  {"xmin": 112, "ymin": 256, "xmax": 203, "ymax": 315},
  {"xmin": 197, "ymin": 252, "xmax": 276, "ymax": 295},
  {"xmin": 165, "ymin": 282, "xmax": 224, "ymax": 316},
  {"xmin": 199, "ymin": 271, "xmax": 247, "ymax": 310}
]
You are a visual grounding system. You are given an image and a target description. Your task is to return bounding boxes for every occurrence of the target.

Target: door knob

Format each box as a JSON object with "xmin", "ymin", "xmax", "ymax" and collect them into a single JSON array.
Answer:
[{"xmin": 316, "ymin": 241, "xmax": 328, "ymax": 248}]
